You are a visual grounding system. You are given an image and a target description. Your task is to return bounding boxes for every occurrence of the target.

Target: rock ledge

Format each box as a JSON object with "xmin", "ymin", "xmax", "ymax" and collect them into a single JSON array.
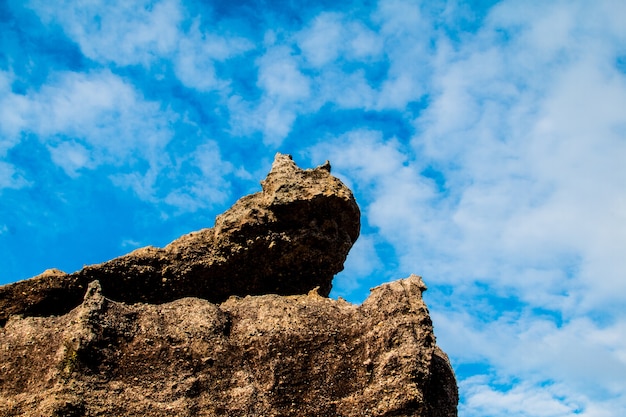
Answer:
[{"xmin": 0, "ymin": 275, "xmax": 457, "ymax": 417}]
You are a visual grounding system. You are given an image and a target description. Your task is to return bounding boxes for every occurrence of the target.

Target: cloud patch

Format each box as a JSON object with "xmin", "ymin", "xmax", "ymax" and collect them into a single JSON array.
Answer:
[
  {"xmin": 6, "ymin": 70, "xmax": 173, "ymax": 180},
  {"xmin": 27, "ymin": 0, "xmax": 183, "ymax": 66}
]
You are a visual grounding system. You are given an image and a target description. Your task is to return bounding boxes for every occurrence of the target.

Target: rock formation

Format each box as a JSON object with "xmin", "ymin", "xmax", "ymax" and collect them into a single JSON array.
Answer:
[
  {"xmin": 0, "ymin": 153, "xmax": 360, "ymax": 326},
  {"xmin": 0, "ymin": 154, "xmax": 457, "ymax": 416}
]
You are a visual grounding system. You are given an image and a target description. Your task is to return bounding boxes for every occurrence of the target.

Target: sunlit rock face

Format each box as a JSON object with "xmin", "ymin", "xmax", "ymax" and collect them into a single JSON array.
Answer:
[
  {"xmin": 0, "ymin": 154, "xmax": 457, "ymax": 417},
  {"xmin": 0, "ymin": 276, "xmax": 457, "ymax": 417}
]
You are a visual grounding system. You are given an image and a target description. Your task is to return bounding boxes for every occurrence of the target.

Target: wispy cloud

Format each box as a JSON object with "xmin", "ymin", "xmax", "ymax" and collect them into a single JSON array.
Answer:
[
  {"xmin": 163, "ymin": 140, "xmax": 241, "ymax": 211},
  {"xmin": 0, "ymin": 161, "xmax": 30, "ymax": 190},
  {"xmin": 297, "ymin": 12, "xmax": 383, "ymax": 67},
  {"xmin": 174, "ymin": 21, "xmax": 253, "ymax": 91},
  {"xmin": 460, "ymin": 379, "xmax": 584, "ymax": 417},
  {"xmin": 27, "ymin": 0, "xmax": 254, "ymax": 93},
  {"xmin": 2, "ymin": 69, "xmax": 175, "ymax": 193},
  {"xmin": 27, "ymin": 0, "xmax": 183, "ymax": 66},
  {"xmin": 255, "ymin": 44, "xmax": 313, "ymax": 144}
]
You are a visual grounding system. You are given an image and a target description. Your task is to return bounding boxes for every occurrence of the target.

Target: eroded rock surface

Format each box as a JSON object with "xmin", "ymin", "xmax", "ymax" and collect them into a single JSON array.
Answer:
[
  {"xmin": 0, "ymin": 275, "xmax": 457, "ymax": 417},
  {"xmin": 0, "ymin": 154, "xmax": 360, "ymax": 325},
  {"xmin": 0, "ymin": 153, "xmax": 457, "ymax": 416}
]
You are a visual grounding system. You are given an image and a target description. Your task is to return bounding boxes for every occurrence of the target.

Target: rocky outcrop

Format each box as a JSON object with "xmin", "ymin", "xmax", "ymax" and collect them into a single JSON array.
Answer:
[
  {"xmin": 0, "ymin": 154, "xmax": 360, "ymax": 326},
  {"xmin": 0, "ymin": 153, "xmax": 457, "ymax": 416},
  {"xmin": 0, "ymin": 275, "xmax": 457, "ymax": 417}
]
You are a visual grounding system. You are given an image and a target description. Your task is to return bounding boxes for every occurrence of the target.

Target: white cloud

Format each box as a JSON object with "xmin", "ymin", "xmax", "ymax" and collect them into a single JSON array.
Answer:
[
  {"xmin": 461, "ymin": 380, "xmax": 583, "ymax": 417},
  {"xmin": 312, "ymin": 129, "xmax": 411, "ymax": 182},
  {"xmin": 0, "ymin": 161, "xmax": 31, "ymax": 191},
  {"xmin": 347, "ymin": 21, "xmax": 384, "ymax": 61},
  {"xmin": 251, "ymin": 45, "xmax": 313, "ymax": 144},
  {"xmin": 173, "ymin": 20, "xmax": 253, "ymax": 91},
  {"xmin": 297, "ymin": 12, "xmax": 344, "ymax": 67},
  {"xmin": 225, "ymin": 95, "xmax": 258, "ymax": 137},
  {"xmin": 34, "ymin": 70, "xmax": 173, "ymax": 165},
  {"xmin": 227, "ymin": 5, "xmax": 437, "ymax": 142},
  {"xmin": 261, "ymin": 102, "xmax": 298, "ymax": 144},
  {"xmin": 0, "ymin": 72, "xmax": 30, "ymax": 157},
  {"xmin": 110, "ymin": 167, "xmax": 161, "ymax": 203},
  {"xmin": 0, "ymin": 72, "xmax": 31, "ymax": 191},
  {"xmin": 234, "ymin": 4, "xmax": 438, "ymax": 143},
  {"xmin": 317, "ymin": 69, "xmax": 377, "ymax": 109},
  {"xmin": 163, "ymin": 140, "xmax": 241, "ymax": 211},
  {"xmin": 399, "ymin": 13, "xmax": 626, "ymax": 415},
  {"xmin": 28, "ymin": 0, "xmax": 183, "ymax": 66},
  {"xmin": 371, "ymin": 0, "xmax": 434, "ymax": 109},
  {"xmin": 1, "ymin": 69, "xmax": 175, "ymax": 199},
  {"xmin": 257, "ymin": 46, "xmax": 310, "ymax": 101},
  {"xmin": 292, "ymin": 7, "xmax": 443, "ymax": 119},
  {"xmin": 405, "ymin": 0, "xmax": 626, "ymax": 308},
  {"xmin": 48, "ymin": 141, "xmax": 91, "ymax": 177},
  {"xmin": 297, "ymin": 12, "xmax": 383, "ymax": 67},
  {"xmin": 309, "ymin": 129, "xmax": 445, "ymax": 273},
  {"xmin": 28, "ymin": 0, "xmax": 253, "ymax": 92},
  {"xmin": 120, "ymin": 239, "xmax": 142, "ymax": 249},
  {"xmin": 432, "ymin": 308, "xmax": 626, "ymax": 416},
  {"xmin": 315, "ymin": 130, "xmax": 468, "ymax": 283}
]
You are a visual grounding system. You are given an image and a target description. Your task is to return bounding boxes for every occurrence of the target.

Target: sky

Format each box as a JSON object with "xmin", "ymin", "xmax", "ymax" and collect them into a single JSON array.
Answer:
[{"xmin": 1, "ymin": 0, "xmax": 625, "ymax": 415}]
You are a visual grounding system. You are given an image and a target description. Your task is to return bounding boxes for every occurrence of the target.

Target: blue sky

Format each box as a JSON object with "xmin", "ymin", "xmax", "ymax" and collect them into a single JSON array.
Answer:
[{"xmin": 1, "ymin": 0, "xmax": 625, "ymax": 415}]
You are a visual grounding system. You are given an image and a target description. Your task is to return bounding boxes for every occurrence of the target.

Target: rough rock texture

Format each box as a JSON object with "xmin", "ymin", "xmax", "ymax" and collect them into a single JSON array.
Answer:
[
  {"xmin": 0, "ymin": 154, "xmax": 360, "ymax": 326},
  {"xmin": 0, "ymin": 275, "xmax": 457, "ymax": 417},
  {"xmin": 0, "ymin": 153, "xmax": 457, "ymax": 416}
]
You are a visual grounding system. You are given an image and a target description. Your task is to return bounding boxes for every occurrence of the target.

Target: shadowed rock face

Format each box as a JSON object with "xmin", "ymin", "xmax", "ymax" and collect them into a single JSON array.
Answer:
[
  {"xmin": 0, "ymin": 154, "xmax": 360, "ymax": 325},
  {"xmin": 0, "ymin": 276, "xmax": 457, "ymax": 417}
]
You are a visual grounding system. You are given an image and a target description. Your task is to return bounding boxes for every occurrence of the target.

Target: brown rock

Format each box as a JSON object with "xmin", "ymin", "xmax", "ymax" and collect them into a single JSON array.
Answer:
[
  {"xmin": 0, "ymin": 153, "xmax": 360, "ymax": 325},
  {"xmin": 0, "ymin": 275, "xmax": 457, "ymax": 416},
  {"xmin": 0, "ymin": 153, "xmax": 457, "ymax": 415}
]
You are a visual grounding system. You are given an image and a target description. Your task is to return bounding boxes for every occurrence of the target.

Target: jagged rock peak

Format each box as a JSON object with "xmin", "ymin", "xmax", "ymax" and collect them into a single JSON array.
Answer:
[
  {"xmin": 259, "ymin": 153, "xmax": 335, "ymax": 199},
  {"xmin": 0, "ymin": 153, "xmax": 360, "ymax": 325}
]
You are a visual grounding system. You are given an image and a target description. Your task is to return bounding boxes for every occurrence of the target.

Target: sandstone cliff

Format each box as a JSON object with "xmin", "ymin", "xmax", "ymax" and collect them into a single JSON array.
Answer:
[{"xmin": 0, "ymin": 153, "xmax": 457, "ymax": 417}]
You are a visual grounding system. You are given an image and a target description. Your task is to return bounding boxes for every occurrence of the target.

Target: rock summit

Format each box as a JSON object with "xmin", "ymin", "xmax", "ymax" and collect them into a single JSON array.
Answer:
[{"xmin": 0, "ymin": 153, "xmax": 360, "ymax": 325}]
